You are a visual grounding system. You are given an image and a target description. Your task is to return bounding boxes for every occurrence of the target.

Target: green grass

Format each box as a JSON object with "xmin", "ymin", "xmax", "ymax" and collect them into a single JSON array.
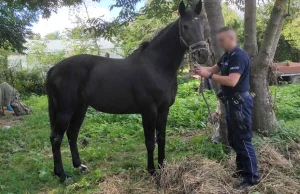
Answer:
[
  {"xmin": 272, "ymin": 83, "xmax": 300, "ymax": 122},
  {"xmin": 270, "ymin": 84, "xmax": 300, "ymax": 145},
  {"xmin": 0, "ymin": 81, "xmax": 299, "ymax": 193},
  {"xmin": 0, "ymin": 79, "xmax": 221, "ymax": 193}
]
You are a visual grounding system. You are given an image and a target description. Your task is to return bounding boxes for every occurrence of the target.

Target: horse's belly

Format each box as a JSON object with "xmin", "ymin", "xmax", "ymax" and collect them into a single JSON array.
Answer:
[
  {"xmin": 87, "ymin": 88, "xmax": 140, "ymax": 114},
  {"xmin": 90, "ymin": 101, "xmax": 140, "ymax": 114}
]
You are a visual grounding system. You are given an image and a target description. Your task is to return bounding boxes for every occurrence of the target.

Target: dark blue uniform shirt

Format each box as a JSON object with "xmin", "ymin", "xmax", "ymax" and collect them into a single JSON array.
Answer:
[{"xmin": 217, "ymin": 47, "xmax": 250, "ymax": 96}]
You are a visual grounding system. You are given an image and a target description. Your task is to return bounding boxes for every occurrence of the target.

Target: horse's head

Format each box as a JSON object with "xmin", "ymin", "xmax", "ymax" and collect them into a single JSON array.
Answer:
[{"xmin": 178, "ymin": 0, "xmax": 209, "ymax": 64}]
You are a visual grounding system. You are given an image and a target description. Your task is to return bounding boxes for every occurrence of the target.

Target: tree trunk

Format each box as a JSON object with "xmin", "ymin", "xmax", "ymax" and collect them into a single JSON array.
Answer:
[
  {"xmin": 203, "ymin": 0, "xmax": 229, "ymax": 148},
  {"xmin": 270, "ymin": 17, "xmax": 285, "ymax": 61},
  {"xmin": 269, "ymin": 17, "xmax": 285, "ymax": 84},
  {"xmin": 204, "ymin": 0, "xmax": 225, "ymax": 60},
  {"xmin": 244, "ymin": 0, "xmax": 258, "ymax": 57},
  {"xmin": 250, "ymin": 0, "xmax": 288, "ymax": 134}
]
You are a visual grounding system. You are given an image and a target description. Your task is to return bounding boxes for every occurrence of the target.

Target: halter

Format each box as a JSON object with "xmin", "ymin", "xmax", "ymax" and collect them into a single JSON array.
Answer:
[
  {"xmin": 179, "ymin": 19, "xmax": 208, "ymax": 53},
  {"xmin": 179, "ymin": 19, "xmax": 209, "ymax": 65}
]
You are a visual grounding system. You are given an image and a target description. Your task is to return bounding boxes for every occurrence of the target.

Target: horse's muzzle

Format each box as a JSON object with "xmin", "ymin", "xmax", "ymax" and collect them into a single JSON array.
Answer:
[{"xmin": 191, "ymin": 48, "xmax": 209, "ymax": 64}]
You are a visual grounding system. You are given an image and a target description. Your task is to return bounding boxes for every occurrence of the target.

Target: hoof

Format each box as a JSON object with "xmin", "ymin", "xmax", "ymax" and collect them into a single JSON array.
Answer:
[
  {"xmin": 53, "ymin": 170, "xmax": 69, "ymax": 183},
  {"xmin": 56, "ymin": 172, "xmax": 72, "ymax": 184},
  {"xmin": 148, "ymin": 168, "xmax": 156, "ymax": 176},
  {"xmin": 78, "ymin": 164, "xmax": 89, "ymax": 174},
  {"xmin": 63, "ymin": 176, "xmax": 74, "ymax": 186},
  {"xmin": 158, "ymin": 162, "xmax": 166, "ymax": 170}
]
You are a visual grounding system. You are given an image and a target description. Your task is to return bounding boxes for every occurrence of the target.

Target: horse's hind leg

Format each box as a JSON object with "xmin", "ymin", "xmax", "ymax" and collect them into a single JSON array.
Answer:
[
  {"xmin": 50, "ymin": 111, "xmax": 72, "ymax": 182},
  {"xmin": 67, "ymin": 102, "xmax": 88, "ymax": 173}
]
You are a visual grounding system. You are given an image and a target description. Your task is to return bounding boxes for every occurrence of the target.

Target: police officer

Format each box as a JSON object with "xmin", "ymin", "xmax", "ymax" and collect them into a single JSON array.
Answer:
[{"xmin": 194, "ymin": 27, "xmax": 259, "ymax": 189}]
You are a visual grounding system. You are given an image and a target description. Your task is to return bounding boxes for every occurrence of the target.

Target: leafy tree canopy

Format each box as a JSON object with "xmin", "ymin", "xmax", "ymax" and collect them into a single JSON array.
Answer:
[
  {"xmin": 0, "ymin": 1, "xmax": 38, "ymax": 52},
  {"xmin": 114, "ymin": 2, "xmax": 244, "ymax": 57},
  {"xmin": 256, "ymin": 0, "xmax": 300, "ymax": 61},
  {"xmin": 0, "ymin": 0, "xmax": 96, "ymax": 52},
  {"xmin": 44, "ymin": 31, "xmax": 63, "ymax": 40},
  {"xmin": 1, "ymin": 0, "xmax": 85, "ymax": 17},
  {"xmin": 114, "ymin": 13, "xmax": 177, "ymax": 57},
  {"xmin": 1, "ymin": 0, "xmax": 299, "ymax": 58}
]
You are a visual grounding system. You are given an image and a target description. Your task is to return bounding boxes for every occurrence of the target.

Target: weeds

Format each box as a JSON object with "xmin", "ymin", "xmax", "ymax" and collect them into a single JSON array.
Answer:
[{"xmin": 0, "ymin": 80, "xmax": 299, "ymax": 193}]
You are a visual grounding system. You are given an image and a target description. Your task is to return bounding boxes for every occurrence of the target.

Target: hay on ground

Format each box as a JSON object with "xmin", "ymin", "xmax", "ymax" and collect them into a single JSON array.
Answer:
[{"xmin": 99, "ymin": 143, "xmax": 300, "ymax": 194}]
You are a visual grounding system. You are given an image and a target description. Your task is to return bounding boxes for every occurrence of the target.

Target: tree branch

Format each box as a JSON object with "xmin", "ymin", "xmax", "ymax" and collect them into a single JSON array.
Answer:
[
  {"xmin": 244, "ymin": 0, "xmax": 258, "ymax": 57},
  {"xmin": 270, "ymin": 17, "xmax": 285, "ymax": 61},
  {"xmin": 257, "ymin": 0, "xmax": 288, "ymax": 64}
]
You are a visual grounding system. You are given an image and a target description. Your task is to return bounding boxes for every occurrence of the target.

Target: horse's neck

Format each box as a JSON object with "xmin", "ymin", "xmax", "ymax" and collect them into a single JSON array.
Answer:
[{"xmin": 143, "ymin": 20, "xmax": 186, "ymax": 77}]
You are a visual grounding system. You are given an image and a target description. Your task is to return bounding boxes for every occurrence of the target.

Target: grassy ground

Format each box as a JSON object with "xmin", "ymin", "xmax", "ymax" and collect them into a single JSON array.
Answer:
[{"xmin": 0, "ymin": 80, "xmax": 299, "ymax": 193}]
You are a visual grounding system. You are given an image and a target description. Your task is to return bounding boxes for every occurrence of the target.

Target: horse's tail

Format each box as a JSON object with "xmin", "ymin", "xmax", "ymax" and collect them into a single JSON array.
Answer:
[{"xmin": 46, "ymin": 67, "xmax": 56, "ymax": 129}]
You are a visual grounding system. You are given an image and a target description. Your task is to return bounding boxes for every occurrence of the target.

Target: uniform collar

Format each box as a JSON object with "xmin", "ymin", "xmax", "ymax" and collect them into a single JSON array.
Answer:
[{"xmin": 225, "ymin": 46, "xmax": 239, "ymax": 57}]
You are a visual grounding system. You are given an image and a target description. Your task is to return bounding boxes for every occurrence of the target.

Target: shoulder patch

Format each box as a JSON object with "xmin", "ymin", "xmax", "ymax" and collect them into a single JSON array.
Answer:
[{"xmin": 230, "ymin": 66, "xmax": 240, "ymax": 70}]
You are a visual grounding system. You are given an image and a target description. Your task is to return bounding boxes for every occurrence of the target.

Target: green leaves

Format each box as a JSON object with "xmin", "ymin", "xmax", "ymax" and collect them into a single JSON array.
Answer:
[
  {"xmin": 283, "ymin": 16, "xmax": 300, "ymax": 48},
  {"xmin": 0, "ymin": 2, "xmax": 37, "ymax": 52},
  {"xmin": 0, "ymin": 0, "xmax": 99, "ymax": 52},
  {"xmin": 88, "ymin": 0, "xmax": 181, "ymax": 42},
  {"xmin": 113, "ymin": 13, "xmax": 176, "ymax": 57}
]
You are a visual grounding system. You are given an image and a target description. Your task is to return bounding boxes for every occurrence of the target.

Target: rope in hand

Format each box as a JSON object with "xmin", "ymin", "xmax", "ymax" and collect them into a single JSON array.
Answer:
[
  {"xmin": 194, "ymin": 62, "xmax": 220, "ymax": 142},
  {"xmin": 199, "ymin": 76, "xmax": 212, "ymax": 118}
]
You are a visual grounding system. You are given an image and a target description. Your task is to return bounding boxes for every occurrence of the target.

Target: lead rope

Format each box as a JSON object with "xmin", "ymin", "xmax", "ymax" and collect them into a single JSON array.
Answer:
[
  {"xmin": 191, "ymin": 57, "xmax": 219, "ymax": 141},
  {"xmin": 199, "ymin": 75, "xmax": 219, "ymax": 141},
  {"xmin": 199, "ymin": 76, "xmax": 212, "ymax": 117}
]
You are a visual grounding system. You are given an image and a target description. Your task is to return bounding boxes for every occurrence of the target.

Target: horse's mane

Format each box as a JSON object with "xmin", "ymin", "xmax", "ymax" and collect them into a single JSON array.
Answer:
[{"xmin": 131, "ymin": 22, "xmax": 175, "ymax": 55}]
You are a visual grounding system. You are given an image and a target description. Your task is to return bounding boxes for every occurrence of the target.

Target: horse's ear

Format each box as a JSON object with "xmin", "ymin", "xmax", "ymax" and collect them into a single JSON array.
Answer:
[
  {"xmin": 194, "ymin": 0, "xmax": 202, "ymax": 15},
  {"xmin": 179, "ymin": 1, "xmax": 186, "ymax": 16}
]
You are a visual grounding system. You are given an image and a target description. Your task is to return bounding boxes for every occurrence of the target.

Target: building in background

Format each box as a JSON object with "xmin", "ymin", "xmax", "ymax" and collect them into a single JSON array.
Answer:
[{"xmin": 7, "ymin": 38, "xmax": 122, "ymax": 70}]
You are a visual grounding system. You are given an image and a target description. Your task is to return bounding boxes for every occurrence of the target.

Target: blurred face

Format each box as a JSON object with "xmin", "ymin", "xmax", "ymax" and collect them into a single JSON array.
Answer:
[{"xmin": 217, "ymin": 31, "xmax": 237, "ymax": 51}]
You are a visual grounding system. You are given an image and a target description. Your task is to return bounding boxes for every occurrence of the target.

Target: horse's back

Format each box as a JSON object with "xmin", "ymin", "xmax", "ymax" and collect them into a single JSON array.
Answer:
[
  {"xmin": 47, "ymin": 54, "xmax": 140, "ymax": 113},
  {"xmin": 85, "ymin": 57, "xmax": 142, "ymax": 113},
  {"xmin": 46, "ymin": 54, "xmax": 177, "ymax": 115},
  {"xmin": 47, "ymin": 54, "xmax": 117, "ymax": 90},
  {"xmin": 48, "ymin": 54, "xmax": 98, "ymax": 80}
]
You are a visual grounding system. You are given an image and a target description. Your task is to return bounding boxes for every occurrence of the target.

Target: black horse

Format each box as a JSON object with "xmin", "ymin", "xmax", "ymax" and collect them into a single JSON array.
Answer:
[{"xmin": 46, "ymin": 0, "xmax": 208, "ymax": 182}]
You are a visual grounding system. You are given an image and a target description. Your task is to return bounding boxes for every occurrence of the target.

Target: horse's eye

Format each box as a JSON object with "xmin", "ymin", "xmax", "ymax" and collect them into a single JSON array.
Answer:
[{"xmin": 183, "ymin": 25, "xmax": 189, "ymax": 30}]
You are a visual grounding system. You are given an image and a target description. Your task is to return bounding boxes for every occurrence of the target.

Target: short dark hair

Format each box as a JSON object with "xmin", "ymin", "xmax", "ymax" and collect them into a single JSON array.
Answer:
[{"xmin": 218, "ymin": 26, "xmax": 236, "ymax": 34}]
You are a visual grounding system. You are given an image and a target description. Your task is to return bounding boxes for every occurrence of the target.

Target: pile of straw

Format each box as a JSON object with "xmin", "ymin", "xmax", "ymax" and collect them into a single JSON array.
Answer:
[
  {"xmin": 99, "ymin": 171, "xmax": 156, "ymax": 194},
  {"xmin": 158, "ymin": 157, "xmax": 235, "ymax": 194},
  {"xmin": 99, "ymin": 143, "xmax": 300, "ymax": 194}
]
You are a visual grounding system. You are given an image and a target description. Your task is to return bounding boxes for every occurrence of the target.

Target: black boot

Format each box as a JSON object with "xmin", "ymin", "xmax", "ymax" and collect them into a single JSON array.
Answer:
[
  {"xmin": 233, "ymin": 180, "xmax": 258, "ymax": 190},
  {"xmin": 232, "ymin": 170, "xmax": 243, "ymax": 178}
]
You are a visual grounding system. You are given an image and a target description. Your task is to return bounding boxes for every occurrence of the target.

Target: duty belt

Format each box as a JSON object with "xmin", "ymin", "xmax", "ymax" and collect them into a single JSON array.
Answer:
[{"xmin": 223, "ymin": 91, "xmax": 250, "ymax": 103}]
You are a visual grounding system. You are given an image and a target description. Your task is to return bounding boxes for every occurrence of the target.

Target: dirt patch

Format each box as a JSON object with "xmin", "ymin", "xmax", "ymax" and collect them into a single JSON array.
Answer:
[
  {"xmin": 98, "ymin": 143, "xmax": 300, "ymax": 194},
  {"xmin": 0, "ymin": 110, "xmax": 24, "ymax": 128}
]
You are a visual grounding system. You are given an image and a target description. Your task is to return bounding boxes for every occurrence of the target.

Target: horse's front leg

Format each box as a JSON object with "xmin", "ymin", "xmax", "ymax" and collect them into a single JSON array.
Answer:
[
  {"xmin": 156, "ymin": 106, "xmax": 169, "ymax": 169},
  {"xmin": 142, "ymin": 108, "xmax": 157, "ymax": 175}
]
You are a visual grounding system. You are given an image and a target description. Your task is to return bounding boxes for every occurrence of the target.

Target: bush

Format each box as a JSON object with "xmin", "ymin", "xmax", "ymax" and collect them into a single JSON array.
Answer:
[
  {"xmin": 13, "ymin": 70, "xmax": 46, "ymax": 96},
  {"xmin": 168, "ymin": 79, "xmax": 217, "ymax": 129}
]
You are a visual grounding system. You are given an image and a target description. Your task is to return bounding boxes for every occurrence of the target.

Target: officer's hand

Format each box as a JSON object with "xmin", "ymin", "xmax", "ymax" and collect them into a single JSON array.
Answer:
[
  {"xmin": 194, "ymin": 67, "xmax": 210, "ymax": 78},
  {"xmin": 193, "ymin": 67, "xmax": 200, "ymax": 74}
]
